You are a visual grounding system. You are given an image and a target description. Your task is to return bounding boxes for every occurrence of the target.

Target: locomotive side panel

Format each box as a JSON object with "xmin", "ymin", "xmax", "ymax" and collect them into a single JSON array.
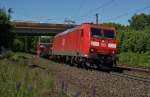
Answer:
[
  {"xmin": 64, "ymin": 29, "xmax": 85, "ymax": 56},
  {"xmin": 64, "ymin": 31, "xmax": 77, "ymax": 56},
  {"xmin": 52, "ymin": 36, "xmax": 59, "ymax": 55},
  {"xmin": 52, "ymin": 24, "xmax": 92, "ymax": 58},
  {"xmin": 80, "ymin": 24, "xmax": 91, "ymax": 57},
  {"xmin": 52, "ymin": 27, "xmax": 83, "ymax": 56},
  {"xmin": 52, "ymin": 35, "xmax": 66, "ymax": 55},
  {"xmin": 74, "ymin": 29, "xmax": 84, "ymax": 56}
]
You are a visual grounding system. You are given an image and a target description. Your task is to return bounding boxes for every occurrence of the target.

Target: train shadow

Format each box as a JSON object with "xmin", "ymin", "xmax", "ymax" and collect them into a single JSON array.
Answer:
[
  {"xmin": 49, "ymin": 58, "xmax": 126, "ymax": 74},
  {"xmin": 64, "ymin": 62, "xmax": 125, "ymax": 74},
  {"xmin": 81, "ymin": 65, "xmax": 125, "ymax": 73},
  {"xmin": 29, "ymin": 64, "xmax": 46, "ymax": 70}
]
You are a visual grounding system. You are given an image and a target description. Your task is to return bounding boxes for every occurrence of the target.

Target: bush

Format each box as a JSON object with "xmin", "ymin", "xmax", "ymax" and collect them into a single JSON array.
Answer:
[
  {"xmin": 0, "ymin": 8, "xmax": 15, "ymax": 49},
  {"xmin": 118, "ymin": 52, "xmax": 150, "ymax": 68},
  {"xmin": 0, "ymin": 53, "xmax": 54, "ymax": 97},
  {"xmin": 13, "ymin": 39, "xmax": 24, "ymax": 52},
  {"xmin": 0, "ymin": 50, "xmax": 14, "ymax": 59}
]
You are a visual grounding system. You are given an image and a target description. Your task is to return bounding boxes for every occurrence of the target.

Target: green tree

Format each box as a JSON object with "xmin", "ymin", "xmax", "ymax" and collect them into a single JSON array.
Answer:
[
  {"xmin": 0, "ymin": 8, "xmax": 15, "ymax": 49},
  {"xmin": 129, "ymin": 13, "xmax": 150, "ymax": 30},
  {"xmin": 143, "ymin": 26, "xmax": 150, "ymax": 54},
  {"xmin": 13, "ymin": 38, "xmax": 23, "ymax": 51}
]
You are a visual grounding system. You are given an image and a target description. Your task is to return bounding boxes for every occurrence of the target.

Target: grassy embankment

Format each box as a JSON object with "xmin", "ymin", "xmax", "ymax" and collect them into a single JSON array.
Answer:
[
  {"xmin": 0, "ymin": 52, "xmax": 67, "ymax": 97},
  {"xmin": 118, "ymin": 52, "xmax": 150, "ymax": 68}
]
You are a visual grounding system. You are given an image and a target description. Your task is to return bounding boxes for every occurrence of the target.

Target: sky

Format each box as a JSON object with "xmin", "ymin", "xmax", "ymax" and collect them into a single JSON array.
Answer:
[{"xmin": 0, "ymin": 0, "xmax": 150, "ymax": 25}]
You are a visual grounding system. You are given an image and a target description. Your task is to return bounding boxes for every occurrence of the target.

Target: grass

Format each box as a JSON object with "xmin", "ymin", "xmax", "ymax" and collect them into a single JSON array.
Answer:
[
  {"xmin": 0, "ymin": 52, "xmax": 55, "ymax": 97},
  {"xmin": 118, "ymin": 52, "xmax": 150, "ymax": 68}
]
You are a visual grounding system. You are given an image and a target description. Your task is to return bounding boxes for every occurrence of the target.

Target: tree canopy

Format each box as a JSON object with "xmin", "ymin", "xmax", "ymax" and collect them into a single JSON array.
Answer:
[
  {"xmin": 129, "ymin": 13, "xmax": 150, "ymax": 30},
  {"xmin": 0, "ymin": 8, "xmax": 15, "ymax": 50}
]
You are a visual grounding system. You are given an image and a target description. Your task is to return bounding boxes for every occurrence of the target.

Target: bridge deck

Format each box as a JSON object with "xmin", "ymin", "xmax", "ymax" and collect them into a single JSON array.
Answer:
[{"xmin": 13, "ymin": 21, "xmax": 76, "ymax": 36}]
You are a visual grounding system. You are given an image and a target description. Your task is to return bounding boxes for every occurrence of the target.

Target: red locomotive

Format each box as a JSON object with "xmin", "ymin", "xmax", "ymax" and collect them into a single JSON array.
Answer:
[{"xmin": 51, "ymin": 23, "xmax": 118, "ymax": 67}]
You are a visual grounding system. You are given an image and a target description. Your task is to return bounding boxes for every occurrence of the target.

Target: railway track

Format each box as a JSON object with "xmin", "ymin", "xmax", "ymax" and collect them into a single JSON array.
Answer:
[
  {"xmin": 116, "ymin": 65, "xmax": 150, "ymax": 73},
  {"xmin": 108, "ymin": 65, "xmax": 150, "ymax": 83},
  {"xmin": 110, "ymin": 72, "xmax": 150, "ymax": 83},
  {"xmin": 33, "ymin": 55, "xmax": 150, "ymax": 83}
]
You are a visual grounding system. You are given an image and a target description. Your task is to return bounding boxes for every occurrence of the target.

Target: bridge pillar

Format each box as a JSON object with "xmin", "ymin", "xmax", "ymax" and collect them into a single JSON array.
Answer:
[
  {"xmin": 24, "ymin": 36, "xmax": 27, "ymax": 52},
  {"xmin": 38, "ymin": 36, "xmax": 41, "ymax": 45}
]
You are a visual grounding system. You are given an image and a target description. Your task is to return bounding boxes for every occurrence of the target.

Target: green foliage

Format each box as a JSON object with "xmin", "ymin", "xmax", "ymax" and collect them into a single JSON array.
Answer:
[
  {"xmin": 0, "ymin": 53, "xmax": 54, "ymax": 97},
  {"xmin": 13, "ymin": 38, "xmax": 24, "ymax": 52},
  {"xmin": 13, "ymin": 36, "xmax": 39, "ymax": 53},
  {"xmin": 58, "ymin": 90, "xmax": 68, "ymax": 97},
  {"xmin": 129, "ymin": 13, "xmax": 150, "ymax": 30},
  {"xmin": 40, "ymin": 36, "xmax": 53, "ymax": 43},
  {"xmin": 118, "ymin": 52, "xmax": 150, "ymax": 68},
  {"xmin": 118, "ymin": 28, "xmax": 149, "ymax": 53},
  {"xmin": 26, "ymin": 36, "xmax": 39, "ymax": 52},
  {"xmin": 0, "ymin": 8, "xmax": 15, "ymax": 49},
  {"xmin": 0, "ymin": 50, "xmax": 14, "ymax": 59},
  {"xmin": 143, "ymin": 25, "xmax": 150, "ymax": 54},
  {"xmin": 13, "ymin": 36, "xmax": 53, "ymax": 52}
]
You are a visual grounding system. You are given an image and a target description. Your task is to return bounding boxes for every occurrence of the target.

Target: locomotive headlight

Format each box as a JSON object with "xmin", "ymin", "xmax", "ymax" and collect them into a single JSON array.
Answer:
[
  {"xmin": 91, "ymin": 41, "xmax": 100, "ymax": 46},
  {"xmin": 108, "ymin": 43, "xmax": 116, "ymax": 48},
  {"xmin": 90, "ymin": 48, "xmax": 95, "ymax": 52}
]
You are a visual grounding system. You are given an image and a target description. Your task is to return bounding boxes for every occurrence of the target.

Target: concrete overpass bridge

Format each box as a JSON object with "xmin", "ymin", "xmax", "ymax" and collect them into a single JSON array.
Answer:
[
  {"xmin": 12, "ymin": 21, "xmax": 76, "ymax": 36},
  {"xmin": 12, "ymin": 21, "xmax": 76, "ymax": 51}
]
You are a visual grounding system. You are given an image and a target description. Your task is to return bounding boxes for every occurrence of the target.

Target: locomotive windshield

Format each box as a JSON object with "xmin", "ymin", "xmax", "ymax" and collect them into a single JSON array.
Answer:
[
  {"xmin": 91, "ymin": 28, "xmax": 115, "ymax": 39},
  {"xmin": 91, "ymin": 28, "xmax": 102, "ymax": 38},
  {"xmin": 103, "ymin": 30, "xmax": 115, "ymax": 39}
]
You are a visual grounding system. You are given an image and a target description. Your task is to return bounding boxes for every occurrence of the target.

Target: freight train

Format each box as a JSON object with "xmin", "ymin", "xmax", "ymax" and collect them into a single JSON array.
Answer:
[{"xmin": 38, "ymin": 23, "xmax": 118, "ymax": 68}]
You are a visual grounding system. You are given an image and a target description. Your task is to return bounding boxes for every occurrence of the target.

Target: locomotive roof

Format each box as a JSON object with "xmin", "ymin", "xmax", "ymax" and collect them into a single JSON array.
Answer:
[
  {"xmin": 55, "ymin": 23, "xmax": 116, "ymax": 37},
  {"xmin": 55, "ymin": 26, "xmax": 80, "ymax": 37}
]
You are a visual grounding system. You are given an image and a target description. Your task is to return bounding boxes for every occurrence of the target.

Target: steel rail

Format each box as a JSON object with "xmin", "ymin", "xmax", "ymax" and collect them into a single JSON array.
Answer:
[
  {"xmin": 110, "ymin": 72, "xmax": 150, "ymax": 83},
  {"xmin": 117, "ymin": 65, "xmax": 150, "ymax": 73}
]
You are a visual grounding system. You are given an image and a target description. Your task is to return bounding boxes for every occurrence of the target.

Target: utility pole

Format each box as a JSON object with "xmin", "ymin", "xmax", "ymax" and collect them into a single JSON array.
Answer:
[
  {"xmin": 24, "ymin": 36, "xmax": 27, "ymax": 52},
  {"xmin": 96, "ymin": 13, "xmax": 99, "ymax": 24}
]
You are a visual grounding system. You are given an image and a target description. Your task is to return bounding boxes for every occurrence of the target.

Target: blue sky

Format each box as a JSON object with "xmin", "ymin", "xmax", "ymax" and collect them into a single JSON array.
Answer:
[{"xmin": 0, "ymin": 0, "xmax": 150, "ymax": 25}]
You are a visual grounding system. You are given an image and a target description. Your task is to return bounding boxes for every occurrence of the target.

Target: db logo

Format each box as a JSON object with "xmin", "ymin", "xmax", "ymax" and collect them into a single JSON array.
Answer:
[
  {"xmin": 62, "ymin": 39, "xmax": 65, "ymax": 46},
  {"xmin": 101, "ymin": 43, "xmax": 106, "ymax": 47}
]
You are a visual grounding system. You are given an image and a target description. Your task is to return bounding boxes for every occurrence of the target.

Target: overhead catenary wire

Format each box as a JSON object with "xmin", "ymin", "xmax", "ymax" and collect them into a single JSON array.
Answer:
[
  {"xmin": 74, "ymin": 0, "xmax": 115, "ymax": 20},
  {"xmin": 64, "ymin": 0, "xmax": 87, "ymax": 24},
  {"xmin": 103, "ymin": 4, "xmax": 150, "ymax": 22},
  {"xmin": 77, "ymin": 0, "xmax": 87, "ymax": 16},
  {"xmin": 47, "ymin": 0, "xmax": 115, "ymax": 24},
  {"xmin": 49, "ymin": 1, "xmax": 150, "ymax": 24}
]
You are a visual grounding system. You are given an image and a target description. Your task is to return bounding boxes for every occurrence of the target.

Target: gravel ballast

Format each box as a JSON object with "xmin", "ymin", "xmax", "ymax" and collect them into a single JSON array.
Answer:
[{"xmin": 30, "ymin": 56, "xmax": 150, "ymax": 97}]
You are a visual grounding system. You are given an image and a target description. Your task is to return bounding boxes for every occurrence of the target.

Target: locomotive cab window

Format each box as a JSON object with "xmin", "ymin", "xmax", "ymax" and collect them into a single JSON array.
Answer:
[
  {"xmin": 91, "ymin": 28, "xmax": 102, "ymax": 38},
  {"xmin": 103, "ymin": 30, "xmax": 115, "ymax": 39},
  {"xmin": 91, "ymin": 28, "xmax": 115, "ymax": 39}
]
